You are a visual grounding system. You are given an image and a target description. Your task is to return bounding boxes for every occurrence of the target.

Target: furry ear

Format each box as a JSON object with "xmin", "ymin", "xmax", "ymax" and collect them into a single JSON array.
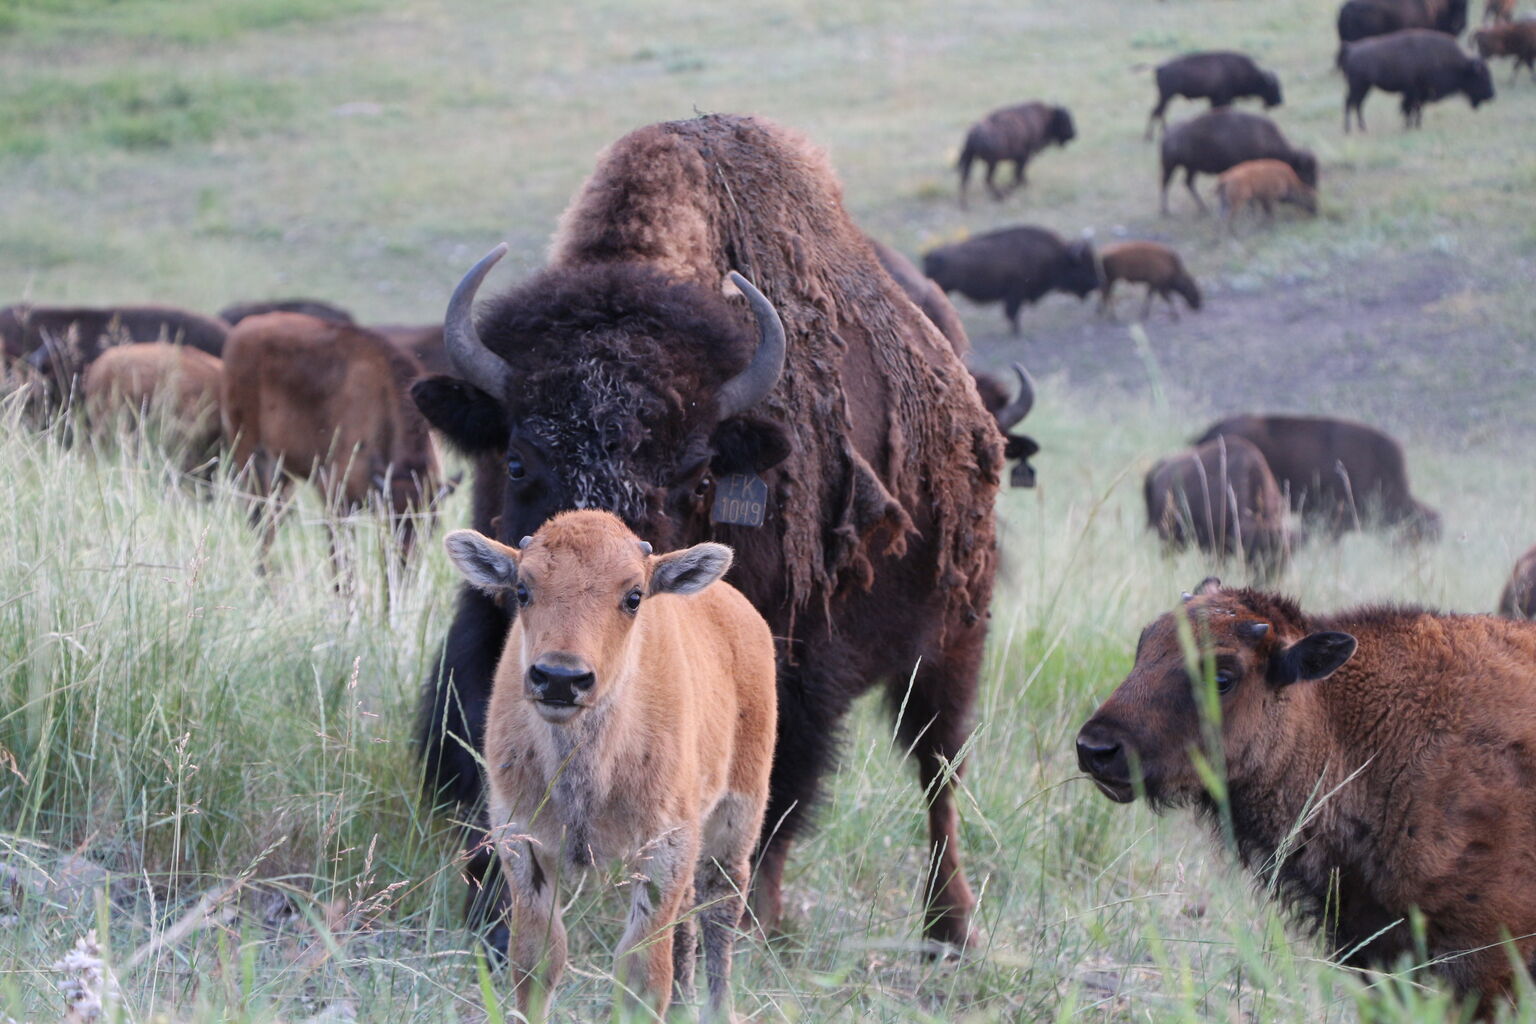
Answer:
[
  {"xmin": 444, "ymin": 529, "xmax": 519, "ymax": 595},
  {"xmin": 1003, "ymin": 434, "xmax": 1040, "ymax": 460},
  {"xmin": 650, "ymin": 542, "xmax": 733, "ymax": 596},
  {"xmin": 411, "ymin": 376, "xmax": 507, "ymax": 454},
  {"xmin": 711, "ymin": 416, "xmax": 792, "ymax": 474},
  {"xmin": 1270, "ymin": 631, "xmax": 1357, "ymax": 685}
]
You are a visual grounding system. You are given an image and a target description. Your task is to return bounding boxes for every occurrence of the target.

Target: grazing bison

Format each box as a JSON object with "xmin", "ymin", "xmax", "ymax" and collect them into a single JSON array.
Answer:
[
  {"xmin": 956, "ymin": 102, "xmax": 1076, "ymax": 207},
  {"xmin": 1498, "ymin": 544, "xmax": 1536, "ymax": 619},
  {"xmin": 1077, "ymin": 579, "xmax": 1536, "ymax": 1015},
  {"xmin": 1195, "ymin": 414, "xmax": 1440, "ymax": 541},
  {"xmin": 218, "ymin": 298, "xmax": 355, "ymax": 326},
  {"xmin": 1216, "ymin": 159, "xmax": 1318, "ymax": 233},
  {"xmin": 222, "ymin": 312, "xmax": 441, "ymax": 555},
  {"xmin": 972, "ymin": 363, "xmax": 1040, "ymax": 488},
  {"xmin": 1474, "ymin": 21, "xmax": 1536, "ymax": 82},
  {"xmin": 1336, "ymin": 0, "xmax": 1470, "ymax": 64},
  {"xmin": 1146, "ymin": 51, "xmax": 1284, "ymax": 140},
  {"xmin": 1341, "ymin": 29, "xmax": 1495, "ymax": 131},
  {"xmin": 82, "ymin": 342, "xmax": 225, "ymax": 471},
  {"xmin": 411, "ymin": 114, "xmax": 1003, "ymax": 952},
  {"xmin": 1097, "ymin": 241, "xmax": 1202, "ymax": 320},
  {"xmin": 922, "ymin": 226, "xmax": 1100, "ymax": 334},
  {"xmin": 1144, "ymin": 436, "xmax": 1289, "ymax": 578},
  {"xmin": 1159, "ymin": 109, "xmax": 1317, "ymax": 216},
  {"xmin": 444, "ymin": 511, "xmax": 776, "ymax": 1021}
]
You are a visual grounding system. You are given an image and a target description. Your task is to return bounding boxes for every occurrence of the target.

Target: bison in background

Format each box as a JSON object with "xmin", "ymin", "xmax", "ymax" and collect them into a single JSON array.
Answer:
[
  {"xmin": 218, "ymin": 298, "xmax": 356, "ymax": 326},
  {"xmin": 923, "ymin": 226, "xmax": 1100, "ymax": 334},
  {"xmin": 1341, "ymin": 30, "xmax": 1495, "ymax": 131},
  {"xmin": 1097, "ymin": 241, "xmax": 1202, "ymax": 320},
  {"xmin": 82, "ymin": 342, "xmax": 224, "ymax": 472},
  {"xmin": 1195, "ymin": 414, "xmax": 1440, "ymax": 542},
  {"xmin": 411, "ymin": 114, "xmax": 1003, "ymax": 953},
  {"xmin": 222, "ymin": 312, "xmax": 442, "ymax": 558},
  {"xmin": 972, "ymin": 363, "xmax": 1040, "ymax": 487},
  {"xmin": 1336, "ymin": 0, "xmax": 1470, "ymax": 64},
  {"xmin": 956, "ymin": 102, "xmax": 1076, "ymax": 207},
  {"xmin": 1147, "ymin": 51, "xmax": 1284, "ymax": 140},
  {"xmin": 1144, "ymin": 436, "xmax": 1289, "ymax": 579},
  {"xmin": 1216, "ymin": 159, "xmax": 1318, "ymax": 233},
  {"xmin": 1474, "ymin": 20, "xmax": 1536, "ymax": 82},
  {"xmin": 1078, "ymin": 579, "xmax": 1536, "ymax": 1015},
  {"xmin": 1159, "ymin": 109, "xmax": 1317, "ymax": 216},
  {"xmin": 1498, "ymin": 544, "xmax": 1536, "ymax": 618}
]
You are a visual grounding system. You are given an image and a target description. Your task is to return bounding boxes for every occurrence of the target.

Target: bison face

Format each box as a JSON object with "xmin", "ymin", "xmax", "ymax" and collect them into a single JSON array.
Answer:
[
  {"xmin": 1289, "ymin": 151, "xmax": 1319, "ymax": 190},
  {"xmin": 1075, "ymin": 579, "xmax": 1356, "ymax": 808},
  {"xmin": 1049, "ymin": 107, "xmax": 1077, "ymax": 146},
  {"xmin": 1465, "ymin": 61, "xmax": 1495, "ymax": 107},
  {"xmin": 413, "ymin": 246, "xmax": 791, "ymax": 555},
  {"xmin": 1061, "ymin": 240, "xmax": 1102, "ymax": 298},
  {"xmin": 1260, "ymin": 72, "xmax": 1283, "ymax": 108}
]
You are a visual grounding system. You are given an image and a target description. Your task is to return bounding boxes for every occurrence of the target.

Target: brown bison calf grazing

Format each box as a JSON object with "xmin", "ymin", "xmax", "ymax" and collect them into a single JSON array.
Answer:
[
  {"xmin": 1498, "ymin": 543, "xmax": 1536, "ymax": 618},
  {"xmin": 1078, "ymin": 580, "xmax": 1536, "ymax": 1015},
  {"xmin": 1144, "ymin": 437, "xmax": 1289, "ymax": 577},
  {"xmin": 1159, "ymin": 109, "xmax": 1317, "ymax": 216},
  {"xmin": 1097, "ymin": 241, "xmax": 1202, "ymax": 320},
  {"xmin": 1474, "ymin": 21, "xmax": 1536, "ymax": 82},
  {"xmin": 1146, "ymin": 51, "xmax": 1284, "ymax": 140},
  {"xmin": 1341, "ymin": 30, "xmax": 1495, "ymax": 131},
  {"xmin": 83, "ymin": 342, "xmax": 224, "ymax": 470},
  {"xmin": 444, "ymin": 510, "xmax": 776, "ymax": 1022},
  {"xmin": 956, "ymin": 101, "xmax": 1076, "ymax": 207},
  {"xmin": 1216, "ymin": 159, "xmax": 1318, "ymax": 234}
]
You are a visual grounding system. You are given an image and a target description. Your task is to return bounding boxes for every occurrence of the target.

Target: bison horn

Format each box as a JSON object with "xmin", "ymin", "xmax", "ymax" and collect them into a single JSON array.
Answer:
[
  {"xmin": 993, "ymin": 362, "xmax": 1036, "ymax": 430},
  {"xmin": 445, "ymin": 243, "xmax": 513, "ymax": 398},
  {"xmin": 717, "ymin": 271, "xmax": 786, "ymax": 420}
]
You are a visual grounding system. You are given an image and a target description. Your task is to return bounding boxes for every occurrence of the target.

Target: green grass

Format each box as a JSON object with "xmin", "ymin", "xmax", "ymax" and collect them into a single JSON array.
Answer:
[{"xmin": 2, "ymin": 0, "xmax": 1535, "ymax": 1019}]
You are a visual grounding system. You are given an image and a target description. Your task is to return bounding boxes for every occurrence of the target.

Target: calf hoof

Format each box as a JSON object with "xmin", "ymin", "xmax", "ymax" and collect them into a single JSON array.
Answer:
[{"xmin": 924, "ymin": 913, "xmax": 982, "ymax": 959}]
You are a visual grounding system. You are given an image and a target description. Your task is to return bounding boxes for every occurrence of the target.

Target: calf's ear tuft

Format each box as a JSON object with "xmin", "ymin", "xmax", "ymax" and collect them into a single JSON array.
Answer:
[
  {"xmin": 444, "ymin": 529, "xmax": 519, "ymax": 595},
  {"xmin": 1270, "ymin": 631, "xmax": 1357, "ymax": 685},
  {"xmin": 650, "ymin": 542, "xmax": 733, "ymax": 596}
]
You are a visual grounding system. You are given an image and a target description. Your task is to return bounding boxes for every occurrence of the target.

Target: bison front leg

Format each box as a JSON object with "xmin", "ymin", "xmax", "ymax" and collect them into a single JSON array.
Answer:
[
  {"xmin": 617, "ymin": 826, "xmax": 697, "ymax": 1018},
  {"xmin": 497, "ymin": 834, "xmax": 566, "ymax": 1021},
  {"xmin": 983, "ymin": 160, "xmax": 1006, "ymax": 202},
  {"xmin": 1183, "ymin": 168, "xmax": 1208, "ymax": 215}
]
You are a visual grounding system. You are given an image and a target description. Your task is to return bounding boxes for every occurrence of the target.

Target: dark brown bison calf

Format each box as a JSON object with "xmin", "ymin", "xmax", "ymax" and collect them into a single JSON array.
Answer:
[
  {"xmin": 1144, "ymin": 436, "xmax": 1289, "ymax": 577},
  {"xmin": 956, "ymin": 102, "xmax": 1076, "ymax": 207},
  {"xmin": 922, "ymin": 226, "xmax": 1100, "ymax": 334},
  {"xmin": 1097, "ymin": 241, "xmax": 1201, "ymax": 320},
  {"xmin": 1341, "ymin": 29, "xmax": 1495, "ymax": 131},
  {"xmin": 1159, "ymin": 109, "xmax": 1317, "ymax": 216},
  {"xmin": 1474, "ymin": 21, "xmax": 1536, "ymax": 82},
  {"xmin": 1078, "ymin": 580, "xmax": 1536, "ymax": 1016},
  {"xmin": 1146, "ymin": 51, "xmax": 1283, "ymax": 140},
  {"xmin": 1499, "ymin": 544, "xmax": 1536, "ymax": 618}
]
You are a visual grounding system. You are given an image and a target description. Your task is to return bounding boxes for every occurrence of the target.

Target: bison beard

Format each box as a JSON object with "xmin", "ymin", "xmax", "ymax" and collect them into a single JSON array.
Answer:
[{"xmin": 414, "ymin": 113, "xmax": 1003, "ymax": 953}]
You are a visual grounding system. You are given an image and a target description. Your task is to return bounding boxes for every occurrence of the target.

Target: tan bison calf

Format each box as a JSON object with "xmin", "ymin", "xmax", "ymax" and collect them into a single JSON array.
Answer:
[
  {"xmin": 1498, "ymin": 543, "xmax": 1536, "ymax": 618},
  {"xmin": 1216, "ymin": 158, "xmax": 1318, "ymax": 234},
  {"xmin": 82, "ymin": 342, "xmax": 224, "ymax": 470},
  {"xmin": 1144, "ymin": 436, "xmax": 1289, "ymax": 577},
  {"xmin": 1097, "ymin": 241, "xmax": 1202, "ymax": 320},
  {"xmin": 444, "ymin": 510, "xmax": 777, "ymax": 1022},
  {"xmin": 1078, "ymin": 579, "xmax": 1536, "ymax": 1015}
]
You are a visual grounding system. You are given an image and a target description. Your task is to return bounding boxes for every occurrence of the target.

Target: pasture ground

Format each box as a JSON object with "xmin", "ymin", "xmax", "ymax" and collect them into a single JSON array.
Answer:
[{"xmin": 2, "ymin": 0, "xmax": 1535, "ymax": 1021}]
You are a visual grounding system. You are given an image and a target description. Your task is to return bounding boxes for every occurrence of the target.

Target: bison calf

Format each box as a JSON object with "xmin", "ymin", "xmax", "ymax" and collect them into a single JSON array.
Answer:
[
  {"xmin": 1215, "ymin": 159, "xmax": 1318, "ymax": 234},
  {"xmin": 83, "ymin": 342, "xmax": 224, "ymax": 472},
  {"xmin": 956, "ymin": 102, "xmax": 1076, "ymax": 207},
  {"xmin": 1159, "ymin": 109, "xmax": 1317, "ymax": 216},
  {"xmin": 1473, "ymin": 21, "xmax": 1536, "ymax": 82},
  {"xmin": 1144, "ymin": 436, "xmax": 1289, "ymax": 577},
  {"xmin": 1078, "ymin": 580, "xmax": 1536, "ymax": 1015},
  {"xmin": 1147, "ymin": 51, "xmax": 1283, "ymax": 140},
  {"xmin": 923, "ymin": 226, "xmax": 1099, "ymax": 334},
  {"xmin": 445, "ymin": 510, "xmax": 776, "ymax": 1022},
  {"xmin": 1097, "ymin": 241, "xmax": 1201, "ymax": 320},
  {"xmin": 1341, "ymin": 29, "xmax": 1495, "ymax": 131}
]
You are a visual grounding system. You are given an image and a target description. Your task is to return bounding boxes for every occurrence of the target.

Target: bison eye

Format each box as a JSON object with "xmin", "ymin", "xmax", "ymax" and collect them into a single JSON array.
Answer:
[
  {"xmin": 506, "ymin": 454, "xmax": 526, "ymax": 481},
  {"xmin": 693, "ymin": 474, "xmax": 713, "ymax": 498},
  {"xmin": 623, "ymin": 588, "xmax": 642, "ymax": 614},
  {"xmin": 515, "ymin": 583, "xmax": 530, "ymax": 607},
  {"xmin": 1215, "ymin": 670, "xmax": 1236, "ymax": 695}
]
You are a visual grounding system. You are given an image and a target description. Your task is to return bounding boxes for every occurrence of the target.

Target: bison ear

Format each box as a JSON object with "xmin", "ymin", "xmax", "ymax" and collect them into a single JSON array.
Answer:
[
  {"xmin": 710, "ymin": 416, "xmax": 792, "ymax": 474},
  {"xmin": 1003, "ymin": 434, "xmax": 1040, "ymax": 460},
  {"xmin": 444, "ymin": 529, "xmax": 520, "ymax": 595},
  {"xmin": 1270, "ymin": 631, "xmax": 1356, "ymax": 685},
  {"xmin": 650, "ymin": 542, "xmax": 733, "ymax": 597},
  {"xmin": 411, "ymin": 376, "xmax": 506, "ymax": 454}
]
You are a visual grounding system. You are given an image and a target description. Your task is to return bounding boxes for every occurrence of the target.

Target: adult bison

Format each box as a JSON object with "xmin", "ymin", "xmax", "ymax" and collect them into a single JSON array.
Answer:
[
  {"xmin": 411, "ymin": 114, "xmax": 1004, "ymax": 952},
  {"xmin": 1341, "ymin": 30, "xmax": 1494, "ymax": 131},
  {"xmin": 922, "ymin": 226, "xmax": 1100, "ymax": 334},
  {"xmin": 1146, "ymin": 51, "xmax": 1284, "ymax": 139},
  {"xmin": 1195, "ymin": 414, "xmax": 1440, "ymax": 541},
  {"xmin": 1336, "ymin": 0, "xmax": 1470, "ymax": 64},
  {"xmin": 1159, "ymin": 109, "xmax": 1317, "ymax": 216},
  {"xmin": 1144, "ymin": 436, "xmax": 1290, "ymax": 578},
  {"xmin": 222, "ymin": 312, "xmax": 442, "ymax": 556},
  {"xmin": 956, "ymin": 102, "xmax": 1076, "ymax": 207},
  {"xmin": 218, "ymin": 298, "xmax": 356, "ymax": 326},
  {"xmin": 1078, "ymin": 579, "xmax": 1536, "ymax": 1015}
]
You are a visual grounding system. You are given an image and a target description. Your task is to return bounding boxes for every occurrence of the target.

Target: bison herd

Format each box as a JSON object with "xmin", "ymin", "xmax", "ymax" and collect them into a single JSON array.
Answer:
[{"xmin": 3, "ymin": 1, "xmax": 1535, "ymax": 1018}]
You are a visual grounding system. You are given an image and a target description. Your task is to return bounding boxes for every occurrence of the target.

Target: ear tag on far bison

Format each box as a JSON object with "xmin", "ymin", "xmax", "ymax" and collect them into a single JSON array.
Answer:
[{"xmin": 711, "ymin": 472, "xmax": 769, "ymax": 527}]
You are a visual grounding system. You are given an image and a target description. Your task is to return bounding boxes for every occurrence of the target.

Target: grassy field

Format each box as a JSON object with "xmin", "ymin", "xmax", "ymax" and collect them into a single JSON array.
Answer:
[{"xmin": 3, "ymin": 0, "xmax": 1536, "ymax": 1020}]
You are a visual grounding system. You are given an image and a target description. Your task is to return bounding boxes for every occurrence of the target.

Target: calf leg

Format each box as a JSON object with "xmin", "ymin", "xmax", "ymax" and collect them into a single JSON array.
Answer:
[
  {"xmin": 1097, "ymin": 278, "xmax": 1116, "ymax": 318},
  {"xmin": 671, "ymin": 884, "xmax": 698, "ymax": 1005},
  {"xmin": 616, "ymin": 826, "xmax": 697, "ymax": 1018},
  {"xmin": 1140, "ymin": 287, "xmax": 1155, "ymax": 322},
  {"xmin": 698, "ymin": 792, "xmax": 761, "ymax": 1022},
  {"xmin": 496, "ymin": 834, "xmax": 566, "ymax": 1021}
]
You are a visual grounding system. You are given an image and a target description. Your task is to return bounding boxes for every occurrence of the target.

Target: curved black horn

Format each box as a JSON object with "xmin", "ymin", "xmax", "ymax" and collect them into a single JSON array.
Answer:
[
  {"xmin": 445, "ymin": 243, "xmax": 512, "ymax": 397},
  {"xmin": 993, "ymin": 362, "xmax": 1036, "ymax": 430},
  {"xmin": 717, "ymin": 271, "xmax": 786, "ymax": 420}
]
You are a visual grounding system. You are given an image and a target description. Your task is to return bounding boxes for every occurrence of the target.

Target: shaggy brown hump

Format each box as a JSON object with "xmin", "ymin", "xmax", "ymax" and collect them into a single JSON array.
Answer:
[{"xmin": 549, "ymin": 114, "xmax": 1003, "ymax": 631}]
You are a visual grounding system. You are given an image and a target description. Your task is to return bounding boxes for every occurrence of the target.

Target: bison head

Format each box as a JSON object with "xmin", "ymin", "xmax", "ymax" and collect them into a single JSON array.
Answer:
[
  {"xmin": 1287, "ymin": 150, "xmax": 1319, "ymax": 190},
  {"xmin": 1464, "ymin": 59, "xmax": 1495, "ymax": 108},
  {"xmin": 973, "ymin": 362, "xmax": 1039, "ymax": 488},
  {"xmin": 1060, "ymin": 239, "xmax": 1102, "ymax": 299},
  {"xmin": 1259, "ymin": 71, "xmax": 1283, "ymax": 108},
  {"xmin": 1075, "ymin": 580, "xmax": 1355, "ymax": 808},
  {"xmin": 1049, "ymin": 106, "xmax": 1077, "ymax": 147},
  {"xmin": 412, "ymin": 245, "xmax": 792, "ymax": 553}
]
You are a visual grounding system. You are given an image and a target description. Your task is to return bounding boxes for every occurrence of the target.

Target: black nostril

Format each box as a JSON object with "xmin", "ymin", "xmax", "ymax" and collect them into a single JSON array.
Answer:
[
  {"xmin": 528, "ymin": 662, "xmax": 595, "ymax": 702},
  {"xmin": 1076, "ymin": 735, "xmax": 1122, "ymax": 775}
]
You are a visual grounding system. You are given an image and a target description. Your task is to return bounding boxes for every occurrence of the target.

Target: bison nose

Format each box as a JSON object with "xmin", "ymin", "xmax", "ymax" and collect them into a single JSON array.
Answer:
[
  {"xmin": 527, "ymin": 661, "xmax": 595, "ymax": 704},
  {"xmin": 1075, "ymin": 724, "xmax": 1129, "ymax": 783}
]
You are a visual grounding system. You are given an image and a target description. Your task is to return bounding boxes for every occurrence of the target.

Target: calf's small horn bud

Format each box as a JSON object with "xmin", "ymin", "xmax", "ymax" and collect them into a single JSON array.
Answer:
[{"xmin": 518, "ymin": 536, "xmax": 533, "ymax": 549}]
